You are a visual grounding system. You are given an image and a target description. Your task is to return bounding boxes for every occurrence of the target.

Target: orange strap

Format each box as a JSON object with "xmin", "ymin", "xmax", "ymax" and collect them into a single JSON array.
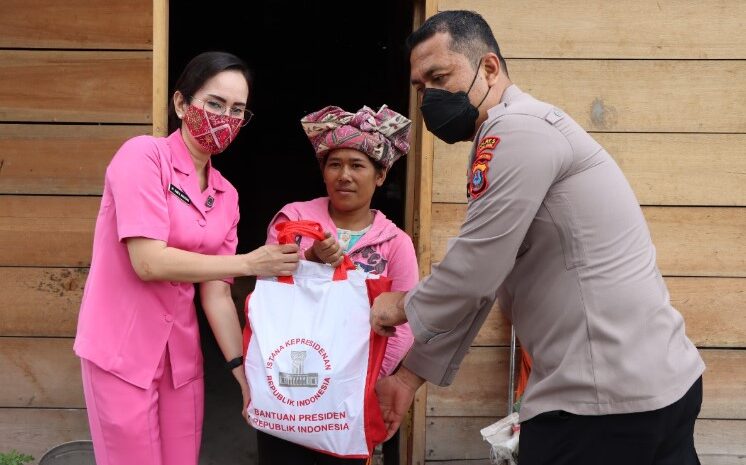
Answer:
[{"xmin": 515, "ymin": 346, "xmax": 532, "ymax": 400}]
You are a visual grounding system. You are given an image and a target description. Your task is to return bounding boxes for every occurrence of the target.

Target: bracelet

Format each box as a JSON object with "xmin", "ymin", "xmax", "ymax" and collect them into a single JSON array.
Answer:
[{"xmin": 224, "ymin": 356, "xmax": 243, "ymax": 370}]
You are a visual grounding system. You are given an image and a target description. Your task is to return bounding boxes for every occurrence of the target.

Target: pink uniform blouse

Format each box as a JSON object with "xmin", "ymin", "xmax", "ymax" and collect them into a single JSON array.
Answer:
[{"xmin": 74, "ymin": 130, "xmax": 240, "ymax": 389}]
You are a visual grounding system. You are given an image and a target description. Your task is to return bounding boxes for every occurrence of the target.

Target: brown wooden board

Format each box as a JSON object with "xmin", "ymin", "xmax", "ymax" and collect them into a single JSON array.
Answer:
[
  {"xmin": 0, "ymin": 408, "xmax": 90, "ymax": 462},
  {"xmin": 0, "ymin": 196, "xmax": 98, "ymax": 267},
  {"xmin": 432, "ymin": 134, "xmax": 746, "ymax": 206},
  {"xmin": 0, "ymin": 51, "xmax": 152, "ymax": 123},
  {"xmin": 505, "ymin": 60, "xmax": 746, "ymax": 133},
  {"xmin": 0, "ymin": 0, "xmax": 152, "ymax": 49},
  {"xmin": 426, "ymin": 347, "xmax": 509, "ymax": 418},
  {"xmin": 426, "ymin": 349, "xmax": 745, "ymax": 420},
  {"xmin": 431, "ymin": 204, "xmax": 746, "ymax": 277},
  {"xmin": 0, "ymin": 124, "xmax": 149, "ymax": 195},
  {"xmin": 669, "ymin": 278, "xmax": 746, "ymax": 348},
  {"xmin": 439, "ymin": 0, "xmax": 746, "ymax": 59},
  {"xmin": 472, "ymin": 303, "xmax": 511, "ymax": 347},
  {"xmin": 471, "ymin": 277, "xmax": 746, "ymax": 348},
  {"xmin": 425, "ymin": 417, "xmax": 746, "ymax": 461},
  {"xmin": 1, "ymin": 267, "xmax": 87, "ymax": 337},
  {"xmin": 0, "ymin": 338, "xmax": 83, "ymax": 408}
]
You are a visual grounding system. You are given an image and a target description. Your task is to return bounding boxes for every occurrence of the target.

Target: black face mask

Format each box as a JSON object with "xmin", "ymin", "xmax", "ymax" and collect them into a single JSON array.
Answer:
[{"xmin": 420, "ymin": 59, "xmax": 490, "ymax": 144}]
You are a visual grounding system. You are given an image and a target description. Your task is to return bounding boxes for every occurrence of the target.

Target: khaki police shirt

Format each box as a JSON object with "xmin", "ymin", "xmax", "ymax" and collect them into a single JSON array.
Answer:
[{"xmin": 402, "ymin": 85, "xmax": 705, "ymax": 421}]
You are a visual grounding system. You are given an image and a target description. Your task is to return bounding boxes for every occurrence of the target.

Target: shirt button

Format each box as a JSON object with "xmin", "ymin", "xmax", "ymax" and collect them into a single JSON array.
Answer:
[
  {"xmin": 164, "ymin": 314, "xmax": 173, "ymax": 323},
  {"xmin": 198, "ymin": 219, "xmax": 206, "ymax": 227}
]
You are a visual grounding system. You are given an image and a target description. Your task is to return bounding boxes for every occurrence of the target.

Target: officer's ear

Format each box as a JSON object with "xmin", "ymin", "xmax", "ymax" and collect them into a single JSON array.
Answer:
[{"xmin": 482, "ymin": 53, "xmax": 501, "ymax": 87}]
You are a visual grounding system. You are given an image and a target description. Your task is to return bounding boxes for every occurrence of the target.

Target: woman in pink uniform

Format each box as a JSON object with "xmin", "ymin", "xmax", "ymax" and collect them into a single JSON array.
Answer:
[
  {"xmin": 73, "ymin": 51, "xmax": 299, "ymax": 465},
  {"xmin": 258, "ymin": 105, "xmax": 418, "ymax": 465}
]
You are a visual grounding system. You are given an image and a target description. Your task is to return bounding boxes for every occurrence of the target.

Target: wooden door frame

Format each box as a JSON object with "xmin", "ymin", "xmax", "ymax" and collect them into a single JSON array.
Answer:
[
  {"xmin": 151, "ymin": 0, "xmax": 436, "ymax": 462},
  {"xmin": 404, "ymin": 1, "xmax": 438, "ymax": 463},
  {"xmin": 153, "ymin": 0, "xmax": 169, "ymax": 136}
]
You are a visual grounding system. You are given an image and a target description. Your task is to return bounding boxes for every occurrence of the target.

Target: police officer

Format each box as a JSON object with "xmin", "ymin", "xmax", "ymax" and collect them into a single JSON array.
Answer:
[{"xmin": 370, "ymin": 10, "xmax": 705, "ymax": 465}]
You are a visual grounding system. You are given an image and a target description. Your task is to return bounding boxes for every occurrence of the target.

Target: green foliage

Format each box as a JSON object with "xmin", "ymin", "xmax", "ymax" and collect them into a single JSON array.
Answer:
[{"xmin": 0, "ymin": 450, "xmax": 35, "ymax": 465}]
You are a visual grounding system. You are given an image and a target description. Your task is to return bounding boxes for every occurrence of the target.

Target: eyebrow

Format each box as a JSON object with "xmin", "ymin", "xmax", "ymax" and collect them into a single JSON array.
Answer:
[{"xmin": 411, "ymin": 65, "xmax": 446, "ymax": 85}]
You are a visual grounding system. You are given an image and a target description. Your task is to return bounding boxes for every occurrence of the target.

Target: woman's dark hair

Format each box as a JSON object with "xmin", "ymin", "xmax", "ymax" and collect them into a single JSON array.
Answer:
[{"xmin": 168, "ymin": 51, "xmax": 253, "ymax": 133}]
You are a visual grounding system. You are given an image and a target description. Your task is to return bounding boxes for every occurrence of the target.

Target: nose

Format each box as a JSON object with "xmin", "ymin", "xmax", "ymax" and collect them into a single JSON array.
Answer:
[{"xmin": 339, "ymin": 165, "xmax": 353, "ymax": 181}]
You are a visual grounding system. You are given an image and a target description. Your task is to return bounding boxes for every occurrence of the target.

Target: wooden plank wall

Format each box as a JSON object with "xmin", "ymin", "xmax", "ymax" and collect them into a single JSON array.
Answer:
[
  {"xmin": 0, "ymin": 1, "xmax": 153, "ymax": 461},
  {"xmin": 419, "ymin": 1, "xmax": 746, "ymax": 464}
]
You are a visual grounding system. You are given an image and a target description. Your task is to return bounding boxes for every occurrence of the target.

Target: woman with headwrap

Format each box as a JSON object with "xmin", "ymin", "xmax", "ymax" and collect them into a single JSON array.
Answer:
[{"xmin": 257, "ymin": 105, "xmax": 418, "ymax": 464}]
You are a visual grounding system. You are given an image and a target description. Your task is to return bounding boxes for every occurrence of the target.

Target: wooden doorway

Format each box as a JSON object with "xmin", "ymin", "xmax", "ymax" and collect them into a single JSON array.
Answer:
[{"xmin": 163, "ymin": 1, "xmax": 416, "ymax": 463}]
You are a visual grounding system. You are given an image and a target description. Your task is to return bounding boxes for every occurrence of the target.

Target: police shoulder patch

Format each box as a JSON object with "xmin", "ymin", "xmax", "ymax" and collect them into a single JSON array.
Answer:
[
  {"xmin": 477, "ymin": 136, "xmax": 500, "ymax": 153},
  {"xmin": 469, "ymin": 136, "xmax": 501, "ymax": 200}
]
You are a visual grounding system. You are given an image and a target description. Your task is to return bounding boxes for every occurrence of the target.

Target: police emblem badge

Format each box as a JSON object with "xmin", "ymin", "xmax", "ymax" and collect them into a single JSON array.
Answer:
[{"xmin": 469, "ymin": 136, "xmax": 500, "ymax": 200}]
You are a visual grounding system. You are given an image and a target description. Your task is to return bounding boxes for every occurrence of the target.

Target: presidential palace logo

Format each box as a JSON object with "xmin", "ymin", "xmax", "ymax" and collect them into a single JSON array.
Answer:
[
  {"xmin": 279, "ymin": 351, "xmax": 319, "ymax": 387},
  {"xmin": 264, "ymin": 338, "xmax": 333, "ymax": 407}
]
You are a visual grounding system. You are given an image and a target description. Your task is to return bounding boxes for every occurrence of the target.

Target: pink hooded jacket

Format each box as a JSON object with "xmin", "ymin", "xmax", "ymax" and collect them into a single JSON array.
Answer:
[{"xmin": 266, "ymin": 197, "xmax": 418, "ymax": 377}]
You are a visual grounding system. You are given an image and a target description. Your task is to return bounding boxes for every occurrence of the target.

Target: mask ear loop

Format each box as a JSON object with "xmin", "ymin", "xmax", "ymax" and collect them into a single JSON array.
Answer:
[
  {"xmin": 466, "ymin": 58, "xmax": 492, "ymax": 110},
  {"xmin": 470, "ymin": 57, "xmax": 494, "ymax": 110},
  {"xmin": 465, "ymin": 58, "xmax": 484, "ymax": 95}
]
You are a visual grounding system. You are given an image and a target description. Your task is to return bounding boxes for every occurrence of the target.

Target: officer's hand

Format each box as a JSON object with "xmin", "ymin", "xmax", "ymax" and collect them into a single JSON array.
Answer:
[
  {"xmin": 376, "ymin": 367, "xmax": 424, "ymax": 440},
  {"xmin": 371, "ymin": 291, "xmax": 408, "ymax": 337},
  {"xmin": 244, "ymin": 244, "xmax": 299, "ymax": 276},
  {"xmin": 307, "ymin": 232, "xmax": 345, "ymax": 267}
]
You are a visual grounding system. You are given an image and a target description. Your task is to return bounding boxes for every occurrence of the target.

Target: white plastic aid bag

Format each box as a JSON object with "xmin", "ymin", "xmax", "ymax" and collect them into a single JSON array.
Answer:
[
  {"xmin": 243, "ymin": 221, "xmax": 389, "ymax": 459},
  {"xmin": 481, "ymin": 412, "xmax": 520, "ymax": 465}
]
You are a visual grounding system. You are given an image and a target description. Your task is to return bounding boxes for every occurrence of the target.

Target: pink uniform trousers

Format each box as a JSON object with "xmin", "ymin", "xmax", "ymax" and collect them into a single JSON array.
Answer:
[{"xmin": 81, "ymin": 350, "xmax": 204, "ymax": 465}]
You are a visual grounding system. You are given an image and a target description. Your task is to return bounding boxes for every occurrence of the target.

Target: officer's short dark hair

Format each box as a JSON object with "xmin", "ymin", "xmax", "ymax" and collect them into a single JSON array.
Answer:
[
  {"xmin": 168, "ymin": 51, "xmax": 253, "ymax": 133},
  {"xmin": 406, "ymin": 10, "xmax": 508, "ymax": 76}
]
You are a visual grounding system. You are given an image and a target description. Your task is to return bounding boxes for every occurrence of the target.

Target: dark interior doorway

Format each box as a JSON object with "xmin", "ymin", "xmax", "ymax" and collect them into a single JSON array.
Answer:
[{"xmin": 170, "ymin": 2, "xmax": 414, "ymax": 463}]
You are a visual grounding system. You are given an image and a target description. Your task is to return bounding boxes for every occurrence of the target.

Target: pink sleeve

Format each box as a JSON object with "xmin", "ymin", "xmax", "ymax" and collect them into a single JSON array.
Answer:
[
  {"xmin": 379, "ymin": 322, "xmax": 414, "ymax": 377},
  {"xmin": 379, "ymin": 231, "xmax": 419, "ymax": 377},
  {"xmin": 216, "ymin": 203, "xmax": 240, "ymax": 284},
  {"xmin": 265, "ymin": 212, "xmax": 291, "ymax": 245},
  {"xmin": 107, "ymin": 136, "xmax": 170, "ymax": 242},
  {"xmin": 386, "ymin": 233, "xmax": 419, "ymax": 293}
]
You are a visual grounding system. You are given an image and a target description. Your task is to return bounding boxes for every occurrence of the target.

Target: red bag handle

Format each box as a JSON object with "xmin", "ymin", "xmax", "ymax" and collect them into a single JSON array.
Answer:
[
  {"xmin": 275, "ymin": 220, "xmax": 326, "ymax": 244},
  {"xmin": 274, "ymin": 220, "xmax": 356, "ymax": 283}
]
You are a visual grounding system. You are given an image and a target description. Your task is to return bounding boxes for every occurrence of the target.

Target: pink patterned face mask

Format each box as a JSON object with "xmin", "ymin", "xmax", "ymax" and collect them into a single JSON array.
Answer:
[{"xmin": 183, "ymin": 104, "xmax": 242, "ymax": 154}]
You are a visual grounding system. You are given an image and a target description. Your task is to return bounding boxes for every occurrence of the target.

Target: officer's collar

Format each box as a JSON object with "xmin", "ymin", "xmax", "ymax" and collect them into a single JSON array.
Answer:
[{"xmin": 487, "ymin": 84, "xmax": 523, "ymax": 119}]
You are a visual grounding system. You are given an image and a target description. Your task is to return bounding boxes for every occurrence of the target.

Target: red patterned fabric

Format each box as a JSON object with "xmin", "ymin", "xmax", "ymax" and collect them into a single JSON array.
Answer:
[
  {"xmin": 183, "ymin": 104, "xmax": 242, "ymax": 154},
  {"xmin": 301, "ymin": 105, "xmax": 411, "ymax": 169}
]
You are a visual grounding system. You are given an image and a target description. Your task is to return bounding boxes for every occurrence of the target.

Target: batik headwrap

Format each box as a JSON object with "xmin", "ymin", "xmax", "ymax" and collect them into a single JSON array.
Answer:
[
  {"xmin": 183, "ymin": 104, "xmax": 242, "ymax": 155},
  {"xmin": 301, "ymin": 105, "xmax": 411, "ymax": 169}
]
